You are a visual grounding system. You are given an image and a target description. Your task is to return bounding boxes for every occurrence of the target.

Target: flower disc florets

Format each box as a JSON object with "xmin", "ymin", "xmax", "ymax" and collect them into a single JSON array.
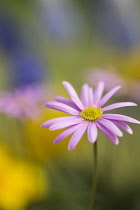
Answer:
[{"xmin": 80, "ymin": 105, "xmax": 103, "ymax": 122}]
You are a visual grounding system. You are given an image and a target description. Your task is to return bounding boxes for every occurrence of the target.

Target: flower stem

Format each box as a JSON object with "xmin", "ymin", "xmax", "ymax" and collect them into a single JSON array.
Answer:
[{"xmin": 91, "ymin": 141, "xmax": 98, "ymax": 210}]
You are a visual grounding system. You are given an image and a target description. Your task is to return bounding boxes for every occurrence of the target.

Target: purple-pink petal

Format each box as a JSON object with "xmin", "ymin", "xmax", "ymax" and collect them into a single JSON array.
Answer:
[
  {"xmin": 87, "ymin": 122, "xmax": 98, "ymax": 143},
  {"xmin": 45, "ymin": 101, "xmax": 80, "ymax": 115},
  {"xmin": 89, "ymin": 87, "xmax": 94, "ymax": 105},
  {"xmin": 98, "ymin": 118, "xmax": 123, "ymax": 137},
  {"xmin": 62, "ymin": 81, "xmax": 84, "ymax": 110},
  {"xmin": 102, "ymin": 102, "xmax": 137, "ymax": 111},
  {"xmin": 99, "ymin": 86, "xmax": 121, "ymax": 107},
  {"xmin": 96, "ymin": 122, "xmax": 119, "ymax": 145},
  {"xmin": 53, "ymin": 123, "xmax": 82, "ymax": 144},
  {"xmin": 103, "ymin": 114, "xmax": 140, "ymax": 124},
  {"xmin": 110, "ymin": 120, "xmax": 133, "ymax": 134},
  {"xmin": 93, "ymin": 81, "xmax": 104, "ymax": 106},
  {"xmin": 68, "ymin": 122, "xmax": 88, "ymax": 150},
  {"xmin": 49, "ymin": 118, "xmax": 83, "ymax": 131},
  {"xmin": 41, "ymin": 116, "xmax": 81, "ymax": 128},
  {"xmin": 80, "ymin": 84, "xmax": 90, "ymax": 107},
  {"xmin": 55, "ymin": 96, "xmax": 81, "ymax": 111}
]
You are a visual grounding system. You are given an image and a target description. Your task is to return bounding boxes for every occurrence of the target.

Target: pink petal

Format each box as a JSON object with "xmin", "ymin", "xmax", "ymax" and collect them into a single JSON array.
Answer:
[
  {"xmin": 96, "ymin": 122, "xmax": 119, "ymax": 145},
  {"xmin": 99, "ymin": 86, "xmax": 121, "ymax": 107},
  {"xmin": 103, "ymin": 114, "xmax": 140, "ymax": 124},
  {"xmin": 68, "ymin": 122, "xmax": 88, "ymax": 150},
  {"xmin": 55, "ymin": 96, "xmax": 81, "ymax": 111},
  {"xmin": 89, "ymin": 87, "xmax": 94, "ymax": 105},
  {"xmin": 53, "ymin": 123, "xmax": 82, "ymax": 144},
  {"xmin": 80, "ymin": 84, "xmax": 90, "ymax": 107},
  {"xmin": 45, "ymin": 101, "xmax": 80, "ymax": 115},
  {"xmin": 49, "ymin": 118, "xmax": 84, "ymax": 131},
  {"xmin": 93, "ymin": 81, "xmax": 104, "ymax": 106},
  {"xmin": 41, "ymin": 116, "xmax": 80, "ymax": 128},
  {"xmin": 102, "ymin": 102, "xmax": 137, "ymax": 111},
  {"xmin": 62, "ymin": 81, "xmax": 84, "ymax": 110},
  {"xmin": 98, "ymin": 118, "xmax": 123, "ymax": 137},
  {"xmin": 87, "ymin": 122, "xmax": 98, "ymax": 143},
  {"xmin": 110, "ymin": 120, "xmax": 133, "ymax": 134}
]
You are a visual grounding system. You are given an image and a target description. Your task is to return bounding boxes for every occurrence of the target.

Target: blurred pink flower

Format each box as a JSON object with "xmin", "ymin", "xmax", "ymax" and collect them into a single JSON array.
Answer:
[
  {"xmin": 41, "ymin": 81, "xmax": 139, "ymax": 150},
  {"xmin": 0, "ymin": 85, "xmax": 47, "ymax": 120},
  {"xmin": 87, "ymin": 68, "xmax": 127, "ymax": 94},
  {"xmin": 86, "ymin": 68, "xmax": 140, "ymax": 102},
  {"xmin": 130, "ymin": 82, "xmax": 140, "ymax": 101}
]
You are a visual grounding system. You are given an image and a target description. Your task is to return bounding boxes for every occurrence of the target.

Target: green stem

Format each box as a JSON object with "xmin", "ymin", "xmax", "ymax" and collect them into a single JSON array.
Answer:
[
  {"xmin": 91, "ymin": 141, "xmax": 98, "ymax": 210},
  {"xmin": 14, "ymin": 119, "xmax": 27, "ymax": 157}
]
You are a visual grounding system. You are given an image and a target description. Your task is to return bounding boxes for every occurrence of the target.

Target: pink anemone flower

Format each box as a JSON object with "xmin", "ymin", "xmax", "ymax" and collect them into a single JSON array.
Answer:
[{"xmin": 41, "ymin": 81, "xmax": 140, "ymax": 150}]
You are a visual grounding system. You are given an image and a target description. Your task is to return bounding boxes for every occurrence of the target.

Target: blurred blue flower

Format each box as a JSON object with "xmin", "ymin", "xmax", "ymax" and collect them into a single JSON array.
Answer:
[
  {"xmin": 39, "ymin": 0, "xmax": 85, "ymax": 42},
  {"xmin": 0, "ymin": 14, "xmax": 22, "ymax": 53},
  {"xmin": 89, "ymin": 0, "xmax": 140, "ymax": 50},
  {"xmin": 0, "ymin": 11, "xmax": 48, "ymax": 88},
  {"xmin": 9, "ymin": 51, "xmax": 46, "ymax": 88}
]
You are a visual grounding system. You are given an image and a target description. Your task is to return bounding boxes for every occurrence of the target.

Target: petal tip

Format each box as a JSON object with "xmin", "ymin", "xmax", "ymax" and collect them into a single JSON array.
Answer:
[
  {"xmin": 129, "ymin": 131, "xmax": 133, "ymax": 135},
  {"xmin": 134, "ymin": 103, "xmax": 138, "ymax": 106},
  {"xmin": 113, "ymin": 139, "xmax": 119, "ymax": 145},
  {"xmin": 68, "ymin": 144, "xmax": 75, "ymax": 151},
  {"xmin": 40, "ymin": 123, "xmax": 47, "ymax": 128},
  {"xmin": 40, "ymin": 124, "xmax": 44, "ymax": 128},
  {"xmin": 119, "ymin": 133, "xmax": 123, "ymax": 137},
  {"xmin": 99, "ymin": 81, "xmax": 105, "ymax": 86},
  {"xmin": 62, "ymin": 81, "xmax": 68, "ymax": 86},
  {"xmin": 115, "ymin": 85, "xmax": 122, "ymax": 91},
  {"xmin": 44, "ymin": 102, "xmax": 50, "ymax": 107},
  {"xmin": 54, "ymin": 96, "xmax": 58, "ymax": 101}
]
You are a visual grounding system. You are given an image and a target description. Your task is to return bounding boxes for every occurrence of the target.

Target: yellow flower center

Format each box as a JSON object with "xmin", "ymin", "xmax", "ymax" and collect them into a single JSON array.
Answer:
[{"xmin": 80, "ymin": 105, "xmax": 103, "ymax": 122}]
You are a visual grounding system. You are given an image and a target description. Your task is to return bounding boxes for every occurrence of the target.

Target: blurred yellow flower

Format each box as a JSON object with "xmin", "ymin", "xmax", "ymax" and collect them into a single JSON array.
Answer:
[
  {"xmin": 25, "ymin": 109, "xmax": 69, "ymax": 162},
  {"xmin": 0, "ymin": 144, "xmax": 47, "ymax": 210},
  {"xmin": 120, "ymin": 48, "xmax": 140, "ymax": 81}
]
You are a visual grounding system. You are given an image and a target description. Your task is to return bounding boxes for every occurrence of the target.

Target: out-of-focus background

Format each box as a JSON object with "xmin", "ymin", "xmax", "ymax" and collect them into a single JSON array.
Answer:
[{"xmin": 0, "ymin": 0, "xmax": 140, "ymax": 209}]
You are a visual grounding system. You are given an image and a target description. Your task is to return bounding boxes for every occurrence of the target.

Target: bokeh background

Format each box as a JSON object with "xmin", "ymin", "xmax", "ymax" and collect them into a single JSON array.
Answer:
[{"xmin": 0, "ymin": 0, "xmax": 140, "ymax": 209}]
